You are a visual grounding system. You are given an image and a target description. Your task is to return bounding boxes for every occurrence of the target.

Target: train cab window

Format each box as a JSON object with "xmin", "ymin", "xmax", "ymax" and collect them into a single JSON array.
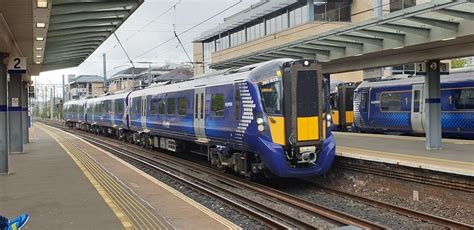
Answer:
[
  {"xmin": 158, "ymin": 98, "xmax": 165, "ymax": 114},
  {"xmin": 178, "ymin": 97, "xmax": 187, "ymax": 116},
  {"xmin": 259, "ymin": 80, "xmax": 283, "ymax": 115},
  {"xmin": 380, "ymin": 92, "xmax": 401, "ymax": 112},
  {"xmin": 455, "ymin": 89, "xmax": 474, "ymax": 110},
  {"xmin": 413, "ymin": 90, "xmax": 421, "ymax": 112},
  {"xmin": 211, "ymin": 93, "xmax": 225, "ymax": 117},
  {"xmin": 150, "ymin": 98, "xmax": 158, "ymax": 115},
  {"xmin": 167, "ymin": 98, "xmax": 176, "ymax": 114}
]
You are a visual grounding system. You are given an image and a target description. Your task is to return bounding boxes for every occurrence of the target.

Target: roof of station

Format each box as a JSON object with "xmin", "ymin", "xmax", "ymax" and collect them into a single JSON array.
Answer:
[
  {"xmin": 210, "ymin": 0, "xmax": 474, "ymax": 74},
  {"xmin": 42, "ymin": 0, "xmax": 144, "ymax": 72},
  {"xmin": 194, "ymin": 0, "xmax": 298, "ymax": 42},
  {"xmin": 69, "ymin": 75, "xmax": 103, "ymax": 84}
]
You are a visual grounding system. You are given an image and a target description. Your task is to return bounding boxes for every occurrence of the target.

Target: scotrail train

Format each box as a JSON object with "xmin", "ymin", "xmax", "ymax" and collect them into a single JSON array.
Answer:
[
  {"xmin": 353, "ymin": 68, "xmax": 474, "ymax": 139},
  {"xmin": 63, "ymin": 59, "xmax": 336, "ymax": 178}
]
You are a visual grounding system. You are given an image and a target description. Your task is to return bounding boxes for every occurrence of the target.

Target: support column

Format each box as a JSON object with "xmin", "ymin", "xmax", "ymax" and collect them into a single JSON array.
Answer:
[
  {"xmin": 307, "ymin": 0, "xmax": 315, "ymax": 22},
  {"xmin": 8, "ymin": 72, "xmax": 23, "ymax": 153},
  {"xmin": 0, "ymin": 53, "xmax": 9, "ymax": 173},
  {"xmin": 22, "ymin": 81, "xmax": 28, "ymax": 143},
  {"xmin": 424, "ymin": 60, "xmax": 442, "ymax": 150}
]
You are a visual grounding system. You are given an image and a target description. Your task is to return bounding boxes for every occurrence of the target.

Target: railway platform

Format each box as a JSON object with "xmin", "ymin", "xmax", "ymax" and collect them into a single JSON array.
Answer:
[
  {"xmin": 333, "ymin": 132, "xmax": 474, "ymax": 177},
  {"xmin": 0, "ymin": 124, "xmax": 239, "ymax": 230}
]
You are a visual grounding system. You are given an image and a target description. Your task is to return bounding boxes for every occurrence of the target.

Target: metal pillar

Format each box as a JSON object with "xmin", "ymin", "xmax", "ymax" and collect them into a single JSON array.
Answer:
[
  {"xmin": 103, "ymin": 53, "xmax": 107, "ymax": 93},
  {"xmin": 0, "ymin": 53, "xmax": 9, "ymax": 173},
  {"xmin": 8, "ymin": 72, "xmax": 23, "ymax": 153},
  {"xmin": 424, "ymin": 60, "xmax": 442, "ymax": 150},
  {"xmin": 374, "ymin": 0, "xmax": 383, "ymax": 17},
  {"xmin": 307, "ymin": 0, "xmax": 315, "ymax": 22},
  {"xmin": 22, "ymin": 81, "xmax": 28, "ymax": 143}
]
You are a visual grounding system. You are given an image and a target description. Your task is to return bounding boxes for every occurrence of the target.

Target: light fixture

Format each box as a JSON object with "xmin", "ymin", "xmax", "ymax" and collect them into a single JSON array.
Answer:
[
  {"xmin": 442, "ymin": 37, "xmax": 456, "ymax": 41},
  {"xmin": 35, "ymin": 47, "xmax": 43, "ymax": 51},
  {"xmin": 36, "ymin": 55, "xmax": 42, "ymax": 58},
  {"xmin": 354, "ymin": 53, "xmax": 363, "ymax": 56},
  {"xmin": 37, "ymin": 0, "xmax": 48, "ymax": 8},
  {"xmin": 36, "ymin": 22, "xmax": 46, "ymax": 28},
  {"xmin": 392, "ymin": 46, "xmax": 403, "ymax": 50},
  {"xmin": 36, "ymin": 37, "xmax": 44, "ymax": 41},
  {"xmin": 35, "ymin": 62, "xmax": 41, "ymax": 64}
]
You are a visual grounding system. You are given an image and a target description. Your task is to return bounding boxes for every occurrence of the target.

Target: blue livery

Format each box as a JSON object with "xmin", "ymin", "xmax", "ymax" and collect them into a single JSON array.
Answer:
[{"xmin": 64, "ymin": 59, "xmax": 336, "ymax": 178}]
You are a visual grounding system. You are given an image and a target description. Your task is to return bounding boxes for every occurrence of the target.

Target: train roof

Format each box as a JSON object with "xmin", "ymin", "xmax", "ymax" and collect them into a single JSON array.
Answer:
[
  {"xmin": 357, "ymin": 71, "xmax": 473, "ymax": 89},
  {"xmin": 128, "ymin": 58, "xmax": 292, "ymax": 98}
]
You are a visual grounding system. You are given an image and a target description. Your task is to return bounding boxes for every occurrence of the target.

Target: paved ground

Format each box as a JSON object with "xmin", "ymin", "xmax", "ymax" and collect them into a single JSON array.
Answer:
[{"xmin": 0, "ymin": 126, "xmax": 123, "ymax": 230}]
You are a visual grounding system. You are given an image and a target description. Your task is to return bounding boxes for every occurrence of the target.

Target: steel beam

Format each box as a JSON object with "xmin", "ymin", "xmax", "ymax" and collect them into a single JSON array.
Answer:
[
  {"xmin": 50, "ymin": 10, "xmax": 129, "ymax": 24},
  {"xmin": 51, "ymin": 2, "xmax": 138, "ymax": 16},
  {"xmin": 48, "ymin": 19, "xmax": 123, "ymax": 31},
  {"xmin": 46, "ymin": 32, "xmax": 110, "ymax": 43},
  {"xmin": 48, "ymin": 26, "xmax": 116, "ymax": 37},
  {"xmin": 436, "ymin": 8, "xmax": 474, "ymax": 21},
  {"xmin": 358, "ymin": 29, "xmax": 405, "ymax": 42},
  {"xmin": 46, "ymin": 38, "xmax": 103, "ymax": 47},
  {"xmin": 373, "ymin": 23, "xmax": 431, "ymax": 37},
  {"xmin": 405, "ymin": 16, "xmax": 459, "ymax": 31}
]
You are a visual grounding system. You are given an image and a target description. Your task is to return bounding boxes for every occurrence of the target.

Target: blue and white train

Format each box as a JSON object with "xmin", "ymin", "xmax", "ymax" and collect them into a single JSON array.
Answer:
[
  {"xmin": 353, "ymin": 69, "xmax": 474, "ymax": 139},
  {"xmin": 64, "ymin": 59, "xmax": 336, "ymax": 178}
]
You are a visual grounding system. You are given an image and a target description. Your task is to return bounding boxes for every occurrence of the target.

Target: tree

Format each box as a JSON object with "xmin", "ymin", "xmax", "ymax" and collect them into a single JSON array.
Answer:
[{"xmin": 451, "ymin": 58, "xmax": 467, "ymax": 69}]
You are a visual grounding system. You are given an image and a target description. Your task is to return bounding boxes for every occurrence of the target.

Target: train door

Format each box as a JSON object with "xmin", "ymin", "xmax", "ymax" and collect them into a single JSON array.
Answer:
[
  {"xmin": 141, "ymin": 96, "xmax": 147, "ymax": 130},
  {"xmin": 194, "ymin": 88, "xmax": 208, "ymax": 143},
  {"xmin": 111, "ymin": 99, "xmax": 116, "ymax": 127},
  {"xmin": 411, "ymin": 84, "xmax": 424, "ymax": 132}
]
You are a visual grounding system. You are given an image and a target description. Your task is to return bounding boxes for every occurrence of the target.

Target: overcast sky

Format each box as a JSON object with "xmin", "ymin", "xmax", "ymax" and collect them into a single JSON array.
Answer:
[{"xmin": 36, "ymin": 0, "xmax": 260, "ymax": 85}]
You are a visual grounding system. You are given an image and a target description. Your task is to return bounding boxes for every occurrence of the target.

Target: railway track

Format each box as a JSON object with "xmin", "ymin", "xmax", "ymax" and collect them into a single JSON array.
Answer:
[
  {"xmin": 334, "ymin": 160, "xmax": 474, "ymax": 193},
  {"xmin": 41, "ymin": 121, "xmax": 384, "ymax": 229},
  {"xmin": 41, "ymin": 120, "xmax": 473, "ymax": 229},
  {"xmin": 312, "ymin": 183, "xmax": 474, "ymax": 230}
]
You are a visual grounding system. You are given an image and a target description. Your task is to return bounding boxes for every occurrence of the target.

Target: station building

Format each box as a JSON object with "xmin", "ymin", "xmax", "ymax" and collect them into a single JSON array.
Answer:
[{"xmin": 193, "ymin": 0, "xmax": 430, "ymax": 81}]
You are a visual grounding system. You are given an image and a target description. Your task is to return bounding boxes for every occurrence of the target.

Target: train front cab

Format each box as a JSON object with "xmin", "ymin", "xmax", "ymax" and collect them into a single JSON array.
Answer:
[
  {"xmin": 330, "ymin": 83, "xmax": 356, "ymax": 131},
  {"xmin": 256, "ymin": 60, "xmax": 336, "ymax": 177}
]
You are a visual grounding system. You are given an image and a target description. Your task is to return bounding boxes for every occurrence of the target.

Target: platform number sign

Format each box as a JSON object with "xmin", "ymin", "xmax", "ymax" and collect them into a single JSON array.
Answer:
[
  {"xmin": 416, "ymin": 62, "xmax": 449, "ymax": 75},
  {"xmin": 7, "ymin": 56, "xmax": 27, "ymax": 74}
]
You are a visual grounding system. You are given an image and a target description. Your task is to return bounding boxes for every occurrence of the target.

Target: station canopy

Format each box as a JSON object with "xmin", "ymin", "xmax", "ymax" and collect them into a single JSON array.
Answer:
[
  {"xmin": 210, "ymin": 0, "xmax": 474, "ymax": 74},
  {"xmin": 42, "ymin": 0, "xmax": 144, "ymax": 72}
]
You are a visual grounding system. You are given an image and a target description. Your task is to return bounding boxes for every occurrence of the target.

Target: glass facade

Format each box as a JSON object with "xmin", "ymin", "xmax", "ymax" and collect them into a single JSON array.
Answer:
[{"xmin": 314, "ymin": 0, "xmax": 352, "ymax": 22}]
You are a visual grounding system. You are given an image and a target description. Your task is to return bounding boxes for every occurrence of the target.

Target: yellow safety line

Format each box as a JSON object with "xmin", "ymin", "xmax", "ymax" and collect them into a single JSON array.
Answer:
[
  {"xmin": 37, "ymin": 125, "xmax": 134, "ymax": 230},
  {"xmin": 40, "ymin": 124, "xmax": 170, "ymax": 229},
  {"xmin": 62, "ymin": 126, "xmax": 242, "ymax": 230},
  {"xmin": 337, "ymin": 146, "xmax": 474, "ymax": 167}
]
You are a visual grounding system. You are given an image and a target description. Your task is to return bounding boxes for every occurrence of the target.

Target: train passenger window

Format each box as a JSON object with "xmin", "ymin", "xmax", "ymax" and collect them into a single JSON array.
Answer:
[
  {"xmin": 413, "ymin": 90, "xmax": 421, "ymax": 112},
  {"xmin": 167, "ymin": 98, "xmax": 176, "ymax": 114},
  {"xmin": 211, "ymin": 94, "xmax": 225, "ymax": 117},
  {"xmin": 195, "ymin": 94, "xmax": 199, "ymax": 118},
  {"xmin": 132, "ymin": 98, "xmax": 141, "ymax": 115},
  {"xmin": 115, "ymin": 100, "xmax": 123, "ymax": 114},
  {"xmin": 158, "ymin": 99, "xmax": 165, "ymax": 114},
  {"xmin": 150, "ymin": 98, "xmax": 158, "ymax": 115},
  {"xmin": 380, "ymin": 93, "xmax": 401, "ymax": 112},
  {"xmin": 455, "ymin": 89, "xmax": 474, "ymax": 110},
  {"xmin": 178, "ymin": 97, "xmax": 187, "ymax": 116}
]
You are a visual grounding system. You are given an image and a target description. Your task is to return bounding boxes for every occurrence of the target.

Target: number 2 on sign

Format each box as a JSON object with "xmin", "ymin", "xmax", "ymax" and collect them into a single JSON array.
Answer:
[{"xmin": 14, "ymin": 58, "xmax": 21, "ymax": 69}]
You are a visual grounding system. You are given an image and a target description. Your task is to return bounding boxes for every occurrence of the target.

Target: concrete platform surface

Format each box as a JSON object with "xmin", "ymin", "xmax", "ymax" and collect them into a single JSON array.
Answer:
[
  {"xmin": 1, "ymin": 124, "xmax": 239, "ymax": 230},
  {"xmin": 333, "ymin": 132, "xmax": 474, "ymax": 176},
  {"xmin": 0, "ymin": 126, "xmax": 123, "ymax": 230}
]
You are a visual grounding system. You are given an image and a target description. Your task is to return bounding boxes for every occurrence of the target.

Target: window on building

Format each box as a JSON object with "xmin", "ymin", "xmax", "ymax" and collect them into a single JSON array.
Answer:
[
  {"xmin": 178, "ymin": 97, "xmax": 187, "ymax": 115},
  {"xmin": 455, "ymin": 89, "xmax": 474, "ymax": 110},
  {"xmin": 211, "ymin": 94, "xmax": 225, "ymax": 117},
  {"xmin": 390, "ymin": 0, "xmax": 416, "ymax": 12},
  {"xmin": 158, "ymin": 98, "xmax": 165, "ymax": 114},
  {"xmin": 315, "ymin": 0, "xmax": 352, "ymax": 22},
  {"xmin": 380, "ymin": 93, "xmax": 402, "ymax": 112},
  {"xmin": 167, "ymin": 98, "xmax": 176, "ymax": 114},
  {"xmin": 150, "ymin": 98, "xmax": 158, "ymax": 115},
  {"xmin": 88, "ymin": 83, "xmax": 92, "ymax": 95}
]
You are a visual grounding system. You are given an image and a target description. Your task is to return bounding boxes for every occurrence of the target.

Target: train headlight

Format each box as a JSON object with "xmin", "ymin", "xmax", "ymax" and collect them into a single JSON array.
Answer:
[
  {"xmin": 258, "ymin": 125, "xmax": 265, "ymax": 132},
  {"xmin": 326, "ymin": 114, "xmax": 332, "ymax": 127},
  {"xmin": 256, "ymin": 118, "xmax": 264, "ymax": 125},
  {"xmin": 303, "ymin": 60, "xmax": 310, "ymax": 66}
]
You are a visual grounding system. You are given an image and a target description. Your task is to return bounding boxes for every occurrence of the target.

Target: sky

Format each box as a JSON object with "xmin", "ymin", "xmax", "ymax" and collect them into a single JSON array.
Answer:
[{"xmin": 35, "ymin": 0, "xmax": 261, "ymax": 85}]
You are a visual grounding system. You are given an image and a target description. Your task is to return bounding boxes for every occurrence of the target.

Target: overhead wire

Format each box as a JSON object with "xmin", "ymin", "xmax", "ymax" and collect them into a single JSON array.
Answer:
[{"xmin": 133, "ymin": 0, "xmax": 243, "ymax": 60}]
